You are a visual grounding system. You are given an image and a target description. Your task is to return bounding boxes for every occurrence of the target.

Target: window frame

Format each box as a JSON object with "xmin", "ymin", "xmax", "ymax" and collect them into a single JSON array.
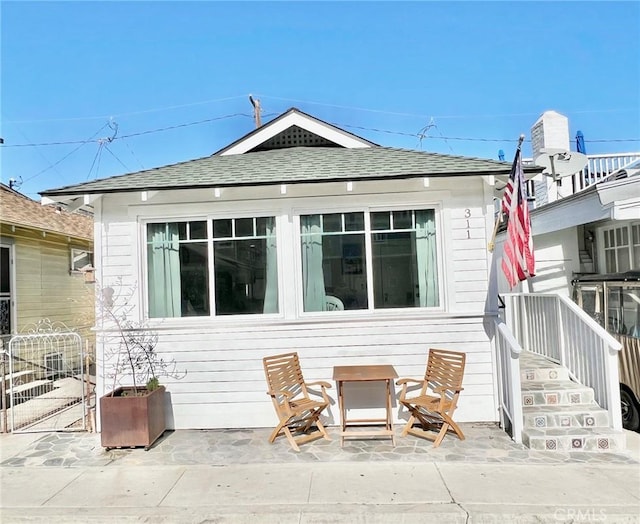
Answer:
[
  {"xmin": 294, "ymin": 204, "xmax": 444, "ymax": 317},
  {"xmin": 599, "ymin": 222, "xmax": 639, "ymax": 273},
  {"xmin": 141, "ymin": 213, "xmax": 283, "ymax": 321},
  {"xmin": 69, "ymin": 247, "xmax": 94, "ymax": 273}
]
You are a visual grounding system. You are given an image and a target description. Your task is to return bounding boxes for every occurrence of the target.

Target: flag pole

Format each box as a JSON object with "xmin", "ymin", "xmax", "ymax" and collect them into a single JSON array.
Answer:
[{"xmin": 488, "ymin": 134, "xmax": 525, "ymax": 252}]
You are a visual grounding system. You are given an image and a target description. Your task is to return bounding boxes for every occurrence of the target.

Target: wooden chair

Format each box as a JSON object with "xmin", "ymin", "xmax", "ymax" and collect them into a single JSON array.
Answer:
[
  {"xmin": 397, "ymin": 348, "xmax": 466, "ymax": 447},
  {"xmin": 263, "ymin": 352, "xmax": 332, "ymax": 451}
]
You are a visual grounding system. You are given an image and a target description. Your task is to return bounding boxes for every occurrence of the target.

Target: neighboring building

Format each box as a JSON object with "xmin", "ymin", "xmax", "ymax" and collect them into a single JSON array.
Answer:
[
  {"xmin": 41, "ymin": 108, "xmax": 543, "ymax": 430},
  {"xmin": 0, "ymin": 183, "xmax": 95, "ymax": 342},
  {"xmin": 493, "ymin": 110, "xmax": 640, "ymax": 432}
]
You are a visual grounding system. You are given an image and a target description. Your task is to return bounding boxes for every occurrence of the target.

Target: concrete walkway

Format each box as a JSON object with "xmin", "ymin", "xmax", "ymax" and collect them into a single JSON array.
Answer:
[{"xmin": 1, "ymin": 425, "xmax": 639, "ymax": 523}]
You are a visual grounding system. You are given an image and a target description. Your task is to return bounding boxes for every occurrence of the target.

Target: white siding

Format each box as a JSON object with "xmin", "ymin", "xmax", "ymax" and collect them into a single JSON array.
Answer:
[{"xmin": 95, "ymin": 177, "xmax": 500, "ymax": 430}]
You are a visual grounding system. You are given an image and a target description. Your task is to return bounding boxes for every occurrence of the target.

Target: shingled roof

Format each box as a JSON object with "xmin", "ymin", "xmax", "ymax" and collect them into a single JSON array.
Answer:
[
  {"xmin": 1, "ymin": 184, "xmax": 93, "ymax": 240},
  {"xmin": 40, "ymin": 108, "xmax": 543, "ymax": 199},
  {"xmin": 41, "ymin": 146, "xmax": 542, "ymax": 198}
]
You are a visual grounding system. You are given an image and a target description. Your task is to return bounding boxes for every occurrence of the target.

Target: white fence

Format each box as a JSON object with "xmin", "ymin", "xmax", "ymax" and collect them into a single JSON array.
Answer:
[{"xmin": 501, "ymin": 293, "xmax": 623, "ymax": 432}]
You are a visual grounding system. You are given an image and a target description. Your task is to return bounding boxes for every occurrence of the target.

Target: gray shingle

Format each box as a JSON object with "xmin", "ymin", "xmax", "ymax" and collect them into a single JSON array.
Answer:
[{"xmin": 41, "ymin": 146, "xmax": 541, "ymax": 197}]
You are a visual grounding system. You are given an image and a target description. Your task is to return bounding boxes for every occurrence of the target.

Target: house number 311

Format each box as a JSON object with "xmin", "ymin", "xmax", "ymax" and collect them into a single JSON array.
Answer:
[{"xmin": 465, "ymin": 209, "xmax": 471, "ymax": 239}]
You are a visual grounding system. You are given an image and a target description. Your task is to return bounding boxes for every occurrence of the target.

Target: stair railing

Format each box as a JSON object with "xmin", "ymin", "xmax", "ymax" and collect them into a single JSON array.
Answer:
[
  {"xmin": 502, "ymin": 293, "xmax": 623, "ymax": 431},
  {"xmin": 494, "ymin": 319, "xmax": 524, "ymax": 443}
]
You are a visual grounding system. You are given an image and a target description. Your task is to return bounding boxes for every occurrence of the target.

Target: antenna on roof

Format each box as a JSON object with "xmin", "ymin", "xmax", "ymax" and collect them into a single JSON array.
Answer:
[
  {"xmin": 8, "ymin": 176, "xmax": 22, "ymax": 191},
  {"xmin": 249, "ymin": 95, "xmax": 262, "ymax": 128}
]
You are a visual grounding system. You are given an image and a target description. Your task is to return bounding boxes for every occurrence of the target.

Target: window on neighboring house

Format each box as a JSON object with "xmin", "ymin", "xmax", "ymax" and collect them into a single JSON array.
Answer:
[
  {"xmin": 146, "ymin": 216, "xmax": 278, "ymax": 318},
  {"xmin": 299, "ymin": 209, "xmax": 440, "ymax": 312},
  {"xmin": 603, "ymin": 225, "xmax": 636, "ymax": 273},
  {"xmin": 70, "ymin": 248, "xmax": 93, "ymax": 272}
]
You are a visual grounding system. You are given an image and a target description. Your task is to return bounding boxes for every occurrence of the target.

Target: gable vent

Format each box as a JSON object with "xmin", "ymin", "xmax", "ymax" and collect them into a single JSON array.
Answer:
[{"xmin": 251, "ymin": 125, "xmax": 341, "ymax": 152}]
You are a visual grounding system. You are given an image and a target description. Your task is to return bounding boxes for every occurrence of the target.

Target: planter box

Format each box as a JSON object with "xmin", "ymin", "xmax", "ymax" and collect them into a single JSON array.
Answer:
[{"xmin": 100, "ymin": 385, "xmax": 166, "ymax": 450}]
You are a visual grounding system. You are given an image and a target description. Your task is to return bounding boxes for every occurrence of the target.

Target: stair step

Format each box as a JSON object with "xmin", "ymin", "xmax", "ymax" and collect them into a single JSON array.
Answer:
[
  {"xmin": 522, "ymin": 427, "xmax": 626, "ymax": 452},
  {"xmin": 521, "ymin": 366, "xmax": 570, "ymax": 382},
  {"xmin": 523, "ymin": 405, "xmax": 610, "ymax": 429},
  {"xmin": 522, "ymin": 381, "xmax": 595, "ymax": 406},
  {"xmin": 519, "ymin": 352, "xmax": 569, "ymax": 382}
]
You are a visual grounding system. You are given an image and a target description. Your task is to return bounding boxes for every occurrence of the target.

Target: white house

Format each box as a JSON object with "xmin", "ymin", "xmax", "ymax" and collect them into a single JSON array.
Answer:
[{"xmin": 41, "ymin": 108, "xmax": 543, "ymax": 430}]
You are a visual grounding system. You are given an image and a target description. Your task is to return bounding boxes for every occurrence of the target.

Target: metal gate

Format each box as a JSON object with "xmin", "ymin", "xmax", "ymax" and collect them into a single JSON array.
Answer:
[{"xmin": 7, "ymin": 320, "xmax": 86, "ymax": 433}]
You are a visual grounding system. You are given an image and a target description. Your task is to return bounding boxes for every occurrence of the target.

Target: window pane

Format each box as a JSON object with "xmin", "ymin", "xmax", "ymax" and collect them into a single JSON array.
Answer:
[
  {"xmin": 213, "ymin": 216, "xmax": 277, "ymax": 316},
  {"xmin": 147, "ymin": 222, "xmax": 209, "ymax": 318},
  {"xmin": 177, "ymin": 222, "xmax": 187, "ymax": 240},
  {"xmin": 256, "ymin": 217, "xmax": 268, "ymax": 236},
  {"xmin": 235, "ymin": 218, "xmax": 254, "ymax": 237},
  {"xmin": 323, "ymin": 213, "xmax": 342, "ymax": 233},
  {"xmin": 371, "ymin": 212, "xmax": 390, "ymax": 230},
  {"xmin": 214, "ymin": 237, "xmax": 278, "ymax": 315},
  {"xmin": 180, "ymin": 243, "xmax": 210, "ymax": 316},
  {"xmin": 189, "ymin": 221, "xmax": 207, "ymax": 240},
  {"xmin": 618, "ymin": 248, "xmax": 631, "ymax": 272},
  {"xmin": 344, "ymin": 212, "xmax": 364, "ymax": 231},
  {"xmin": 605, "ymin": 250, "xmax": 616, "ymax": 273},
  {"xmin": 213, "ymin": 219, "xmax": 232, "ymax": 238},
  {"xmin": 393, "ymin": 210, "xmax": 412, "ymax": 230},
  {"xmin": 71, "ymin": 250, "xmax": 93, "ymax": 271},
  {"xmin": 372, "ymin": 209, "xmax": 438, "ymax": 309},
  {"xmin": 0, "ymin": 247, "xmax": 9, "ymax": 294},
  {"xmin": 300, "ymin": 214, "xmax": 367, "ymax": 312}
]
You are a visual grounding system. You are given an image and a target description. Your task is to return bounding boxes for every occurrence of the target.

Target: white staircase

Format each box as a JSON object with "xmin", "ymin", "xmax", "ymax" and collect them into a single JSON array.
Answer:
[{"xmin": 520, "ymin": 351, "xmax": 625, "ymax": 452}]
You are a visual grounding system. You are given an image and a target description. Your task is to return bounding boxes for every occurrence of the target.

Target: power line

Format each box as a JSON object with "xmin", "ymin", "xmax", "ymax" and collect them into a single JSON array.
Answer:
[
  {"xmin": 3, "ymin": 95, "xmax": 250, "ymax": 124},
  {"xmin": 2, "ymin": 113, "xmax": 254, "ymax": 147},
  {"xmin": 4, "ymin": 115, "xmax": 640, "ymax": 150},
  {"xmin": 23, "ymin": 123, "xmax": 110, "ymax": 183},
  {"xmin": 256, "ymin": 93, "xmax": 639, "ymax": 121}
]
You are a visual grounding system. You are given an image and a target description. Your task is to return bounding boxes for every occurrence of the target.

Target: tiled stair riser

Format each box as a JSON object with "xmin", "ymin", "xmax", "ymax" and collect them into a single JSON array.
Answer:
[
  {"xmin": 520, "ymin": 367, "xmax": 570, "ymax": 383},
  {"xmin": 523, "ymin": 409, "xmax": 610, "ymax": 429},
  {"xmin": 523, "ymin": 430, "xmax": 625, "ymax": 452},
  {"xmin": 521, "ymin": 388, "xmax": 595, "ymax": 407}
]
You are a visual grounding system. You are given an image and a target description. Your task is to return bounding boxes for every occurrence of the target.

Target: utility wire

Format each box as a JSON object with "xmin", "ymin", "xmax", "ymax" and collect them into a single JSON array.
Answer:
[
  {"xmin": 23, "ymin": 123, "xmax": 110, "ymax": 183},
  {"xmin": 5, "ymin": 116, "xmax": 640, "ymax": 149},
  {"xmin": 4, "ymin": 95, "xmax": 250, "ymax": 124},
  {"xmin": 103, "ymin": 144, "xmax": 130, "ymax": 172},
  {"xmin": 3, "ymin": 113, "xmax": 253, "ymax": 147}
]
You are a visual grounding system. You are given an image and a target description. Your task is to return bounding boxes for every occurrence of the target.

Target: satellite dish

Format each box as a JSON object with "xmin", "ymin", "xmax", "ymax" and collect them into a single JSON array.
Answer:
[{"xmin": 534, "ymin": 148, "xmax": 588, "ymax": 180}]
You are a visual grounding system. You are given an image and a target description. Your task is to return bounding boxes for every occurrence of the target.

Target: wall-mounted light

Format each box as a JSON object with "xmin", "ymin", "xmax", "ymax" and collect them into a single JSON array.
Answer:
[
  {"xmin": 346, "ymin": 181, "xmax": 353, "ymax": 192},
  {"xmin": 280, "ymin": 184, "xmax": 287, "ymax": 195},
  {"xmin": 214, "ymin": 188, "xmax": 221, "ymax": 198},
  {"xmin": 423, "ymin": 177, "xmax": 430, "ymax": 188}
]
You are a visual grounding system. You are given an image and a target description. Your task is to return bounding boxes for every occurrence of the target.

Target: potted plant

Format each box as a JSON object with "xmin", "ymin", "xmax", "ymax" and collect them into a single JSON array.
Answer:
[{"xmin": 97, "ymin": 281, "xmax": 185, "ymax": 450}]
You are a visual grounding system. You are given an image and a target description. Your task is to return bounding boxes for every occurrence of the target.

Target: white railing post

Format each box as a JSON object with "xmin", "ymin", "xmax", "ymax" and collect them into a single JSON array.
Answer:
[{"xmin": 556, "ymin": 295, "xmax": 567, "ymax": 367}]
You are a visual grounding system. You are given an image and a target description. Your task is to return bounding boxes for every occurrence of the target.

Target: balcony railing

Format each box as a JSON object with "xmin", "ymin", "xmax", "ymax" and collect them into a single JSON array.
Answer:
[{"xmin": 524, "ymin": 152, "xmax": 640, "ymax": 205}]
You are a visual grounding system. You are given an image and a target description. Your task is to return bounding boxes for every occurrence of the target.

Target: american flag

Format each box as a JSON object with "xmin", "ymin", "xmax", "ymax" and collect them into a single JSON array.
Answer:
[{"xmin": 501, "ymin": 147, "xmax": 535, "ymax": 289}]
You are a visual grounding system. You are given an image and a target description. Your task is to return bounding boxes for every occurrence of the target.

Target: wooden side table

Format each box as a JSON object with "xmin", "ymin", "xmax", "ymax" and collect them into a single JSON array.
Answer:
[{"xmin": 333, "ymin": 364, "xmax": 398, "ymax": 446}]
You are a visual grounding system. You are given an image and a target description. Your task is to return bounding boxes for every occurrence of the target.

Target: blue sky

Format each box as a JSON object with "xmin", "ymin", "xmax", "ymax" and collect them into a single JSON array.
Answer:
[{"xmin": 2, "ymin": 1, "xmax": 639, "ymax": 199}]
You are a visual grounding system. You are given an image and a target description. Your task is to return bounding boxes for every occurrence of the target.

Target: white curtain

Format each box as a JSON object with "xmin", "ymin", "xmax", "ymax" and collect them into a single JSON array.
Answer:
[
  {"xmin": 415, "ymin": 210, "xmax": 439, "ymax": 307},
  {"xmin": 262, "ymin": 217, "xmax": 279, "ymax": 313},
  {"xmin": 147, "ymin": 223, "xmax": 182, "ymax": 317},
  {"xmin": 301, "ymin": 215, "xmax": 326, "ymax": 312}
]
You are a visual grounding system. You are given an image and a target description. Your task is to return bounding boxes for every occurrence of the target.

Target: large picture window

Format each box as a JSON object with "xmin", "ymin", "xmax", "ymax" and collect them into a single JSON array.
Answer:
[
  {"xmin": 146, "ymin": 216, "xmax": 278, "ymax": 319},
  {"xmin": 299, "ymin": 209, "xmax": 439, "ymax": 312}
]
